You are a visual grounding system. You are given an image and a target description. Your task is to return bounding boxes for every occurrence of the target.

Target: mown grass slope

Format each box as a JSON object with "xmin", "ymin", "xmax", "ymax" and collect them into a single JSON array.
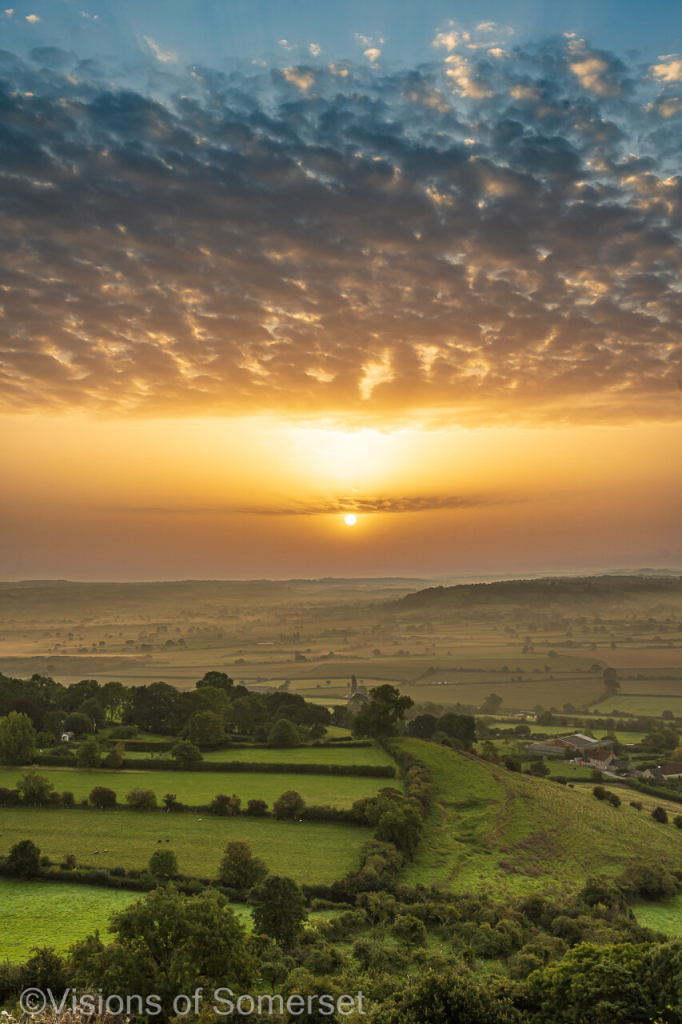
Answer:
[
  {"xmin": 399, "ymin": 739, "xmax": 682, "ymax": 898},
  {"xmin": 0, "ymin": 808, "xmax": 365, "ymax": 883}
]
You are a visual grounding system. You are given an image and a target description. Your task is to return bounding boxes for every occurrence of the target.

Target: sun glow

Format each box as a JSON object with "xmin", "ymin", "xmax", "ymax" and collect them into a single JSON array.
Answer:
[{"xmin": 344, "ymin": 514, "xmax": 357, "ymax": 526}]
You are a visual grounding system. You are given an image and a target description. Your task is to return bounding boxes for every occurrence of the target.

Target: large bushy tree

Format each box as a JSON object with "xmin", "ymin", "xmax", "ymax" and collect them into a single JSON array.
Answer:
[
  {"xmin": 219, "ymin": 841, "xmax": 268, "ymax": 891},
  {"xmin": 0, "ymin": 712, "xmax": 37, "ymax": 765},
  {"xmin": 351, "ymin": 685, "xmax": 413, "ymax": 739},
  {"xmin": 250, "ymin": 876, "xmax": 307, "ymax": 948}
]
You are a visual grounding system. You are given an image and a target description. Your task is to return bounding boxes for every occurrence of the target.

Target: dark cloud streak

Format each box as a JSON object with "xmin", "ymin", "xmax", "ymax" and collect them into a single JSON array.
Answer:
[{"xmin": 117, "ymin": 494, "xmax": 504, "ymax": 516}]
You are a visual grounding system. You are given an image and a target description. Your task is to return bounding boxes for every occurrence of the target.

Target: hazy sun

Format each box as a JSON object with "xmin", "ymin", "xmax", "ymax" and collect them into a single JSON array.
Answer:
[{"xmin": 344, "ymin": 514, "xmax": 357, "ymax": 526}]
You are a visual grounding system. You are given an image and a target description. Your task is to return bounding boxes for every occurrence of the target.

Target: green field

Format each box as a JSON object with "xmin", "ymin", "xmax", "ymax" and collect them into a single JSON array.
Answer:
[
  {"xmin": 0, "ymin": 878, "xmax": 137, "ymax": 961},
  {"xmin": 201, "ymin": 744, "xmax": 393, "ymax": 766},
  {"xmin": 592, "ymin": 695, "xmax": 682, "ymax": 716},
  {"xmin": 634, "ymin": 895, "xmax": 682, "ymax": 937},
  {"xmin": 0, "ymin": 807, "xmax": 366, "ymax": 883},
  {"xmin": 398, "ymin": 740, "xmax": 682, "ymax": 897},
  {"xmin": 0, "ymin": 767, "xmax": 384, "ymax": 809}
]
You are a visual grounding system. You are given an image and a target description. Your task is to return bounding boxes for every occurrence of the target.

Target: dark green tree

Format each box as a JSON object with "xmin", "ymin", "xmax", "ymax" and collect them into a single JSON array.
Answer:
[
  {"xmin": 6, "ymin": 839, "xmax": 41, "ymax": 878},
  {"xmin": 0, "ymin": 712, "xmax": 37, "ymax": 765},
  {"xmin": 267, "ymin": 718, "xmax": 299, "ymax": 748},
  {"xmin": 17, "ymin": 769, "xmax": 54, "ymax": 805},
  {"xmin": 148, "ymin": 849, "xmax": 178, "ymax": 880},
  {"xmin": 188, "ymin": 710, "xmax": 224, "ymax": 747},
  {"xmin": 219, "ymin": 841, "xmax": 269, "ymax": 891},
  {"xmin": 170, "ymin": 739, "xmax": 203, "ymax": 767},
  {"xmin": 351, "ymin": 685, "xmax": 413, "ymax": 739},
  {"xmin": 273, "ymin": 790, "xmax": 305, "ymax": 819},
  {"xmin": 126, "ymin": 788, "xmax": 157, "ymax": 810},
  {"xmin": 407, "ymin": 714, "xmax": 438, "ymax": 739},
  {"xmin": 250, "ymin": 875, "xmax": 307, "ymax": 947},
  {"xmin": 76, "ymin": 737, "xmax": 102, "ymax": 768},
  {"xmin": 89, "ymin": 786, "xmax": 117, "ymax": 809},
  {"xmin": 62, "ymin": 712, "xmax": 93, "ymax": 736},
  {"xmin": 94, "ymin": 886, "xmax": 256, "ymax": 1011},
  {"xmin": 436, "ymin": 713, "xmax": 476, "ymax": 749}
]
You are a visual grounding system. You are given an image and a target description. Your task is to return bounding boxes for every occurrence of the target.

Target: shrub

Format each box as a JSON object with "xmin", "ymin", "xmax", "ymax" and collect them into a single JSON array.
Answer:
[
  {"xmin": 652, "ymin": 806, "xmax": 669, "ymax": 824},
  {"xmin": 170, "ymin": 739, "xmax": 203, "ymax": 768},
  {"xmin": 89, "ymin": 786, "xmax": 117, "ymax": 809},
  {"xmin": 504, "ymin": 756, "xmax": 521, "ymax": 772},
  {"xmin": 76, "ymin": 738, "xmax": 102, "ymax": 768},
  {"xmin": 0, "ymin": 787, "xmax": 21, "ymax": 806},
  {"xmin": 219, "ymin": 840, "xmax": 268, "ymax": 890},
  {"xmin": 592, "ymin": 785, "xmax": 607, "ymax": 800},
  {"xmin": 209, "ymin": 793, "xmax": 242, "ymax": 816},
  {"xmin": 618, "ymin": 861, "xmax": 678, "ymax": 900},
  {"xmin": 62, "ymin": 712, "xmax": 93, "ymax": 736},
  {"xmin": 391, "ymin": 914, "xmax": 428, "ymax": 949},
  {"xmin": 109, "ymin": 726, "xmax": 137, "ymax": 739},
  {"xmin": 630, "ymin": 800, "xmax": 643, "ymax": 810},
  {"xmin": 590, "ymin": 769, "xmax": 603, "ymax": 782},
  {"xmin": 126, "ymin": 788, "xmax": 157, "ymax": 811},
  {"xmin": 605, "ymin": 791, "xmax": 621, "ymax": 808},
  {"xmin": 674, "ymin": 815, "xmax": 682, "ymax": 830},
  {"xmin": 110, "ymin": 866, "xmax": 126, "ymax": 877},
  {"xmin": 149, "ymin": 849, "xmax": 178, "ymax": 880},
  {"xmin": 0, "ymin": 711, "xmax": 37, "ymax": 765},
  {"xmin": 162, "ymin": 793, "xmax": 185, "ymax": 812},
  {"xmin": 246, "ymin": 798, "xmax": 268, "ymax": 817},
  {"xmin": 101, "ymin": 743, "xmax": 125, "ymax": 769},
  {"xmin": 267, "ymin": 718, "xmax": 300, "ymax": 748},
  {"xmin": 273, "ymin": 790, "xmax": 306, "ymax": 819},
  {"xmin": 6, "ymin": 840, "xmax": 41, "ymax": 878},
  {"xmin": 17, "ymin": 769, "xmax": 55, "ymax": 806}
]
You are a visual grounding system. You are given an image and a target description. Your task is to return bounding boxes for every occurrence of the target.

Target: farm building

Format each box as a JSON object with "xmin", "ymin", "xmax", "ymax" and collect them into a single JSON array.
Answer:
[{"xmin": 527, "ymin": 734, "xmax": 614, "ymax": 758}]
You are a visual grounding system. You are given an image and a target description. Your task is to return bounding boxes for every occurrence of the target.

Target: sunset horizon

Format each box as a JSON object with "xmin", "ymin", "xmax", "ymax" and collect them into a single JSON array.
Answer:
[{"xmin": 1, "ymin": 0, "xmax": 681, "ymax": 580}]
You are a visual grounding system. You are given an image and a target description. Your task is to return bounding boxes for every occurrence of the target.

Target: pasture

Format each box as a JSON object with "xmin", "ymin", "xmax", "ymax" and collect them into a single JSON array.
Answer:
[
  {"xmin": 592, "ymin": 695, "xmax": 682, "ymax": 717},
  {"xmin": 0, "ymin": 808, "xmax": 366, "ymax": 883},
  {"xmin": 398, "ymin": 740, "xmax": 682, "ymax": 897},
  {"xmin": 0, "ymin": 767, "xmax": 384, "ymax": 809},
  {"xmin": 201, "ymin": 744, "xmax": 393, "ymax": 766},
  {"xmin": 404, "ymin": 676, "xmax": 604, "ymax": 710},
  {"xmin": 634, "ymin": 896, "xmax": 682, "ymax": 937},
  {"xmin": 0, "ymin": 878, "xmax": 137, "ymax": 961}
]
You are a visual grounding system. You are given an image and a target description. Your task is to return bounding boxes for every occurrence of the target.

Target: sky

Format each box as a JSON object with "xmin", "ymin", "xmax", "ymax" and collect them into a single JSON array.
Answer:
[{"xmin": 1, "ymin": 0, "xmax": 682, "ymax": 580}]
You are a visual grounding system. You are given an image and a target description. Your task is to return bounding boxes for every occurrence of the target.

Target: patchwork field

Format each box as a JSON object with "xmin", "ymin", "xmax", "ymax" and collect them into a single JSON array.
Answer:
[
  {"xmin": 398, "ymin": 740, "xmax": 682, "ymax": 897},
  {"xmin": 403, "ymin": 677, "xmax": 603, "ymax": 709},
  {"xmin": 0, "ymin": 767, "xmax": 384, "ymax": 809},
  {"xmin": 0, "ymin": 807, "xmax": 367, "ymax": 882}
]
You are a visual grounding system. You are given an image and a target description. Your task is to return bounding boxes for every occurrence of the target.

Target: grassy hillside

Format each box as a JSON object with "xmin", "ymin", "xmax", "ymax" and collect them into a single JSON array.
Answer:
[
  {"xmin": 399, "ymin": 739, "xmax": 682, "ymax": 897},
  {"xmin": 0, "ymin": 807, "xmax": 365, "ymax": 882}
]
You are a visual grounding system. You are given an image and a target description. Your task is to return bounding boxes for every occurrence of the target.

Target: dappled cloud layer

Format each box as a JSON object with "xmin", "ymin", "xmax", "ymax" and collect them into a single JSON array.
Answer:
[{"xmin": 2, "ymin": 33, "xmax": 682, "ymax": 425}]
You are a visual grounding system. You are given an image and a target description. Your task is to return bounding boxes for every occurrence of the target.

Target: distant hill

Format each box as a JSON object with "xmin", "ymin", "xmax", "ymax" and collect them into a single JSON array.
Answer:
[{"xmin": 394, "ymin": 574, "xmax": 682, "ymax": 610}]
